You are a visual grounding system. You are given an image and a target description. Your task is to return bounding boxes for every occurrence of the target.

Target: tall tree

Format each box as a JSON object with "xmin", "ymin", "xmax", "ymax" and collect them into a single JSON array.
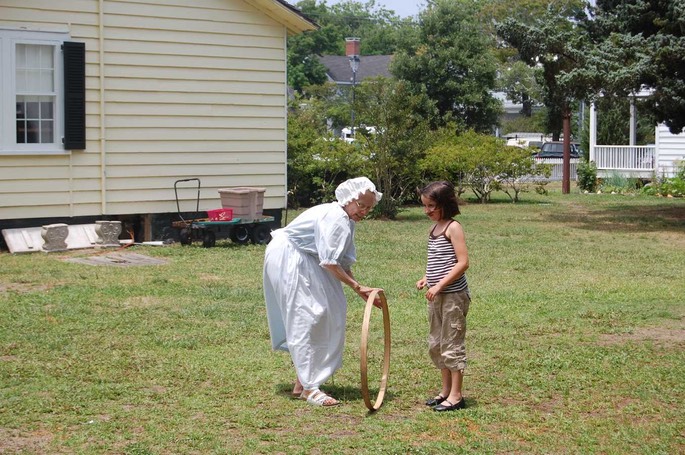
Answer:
[
  {"xmin": 483, "ymin": 0, "xmax": 584, "ymax": 124},
  {"xmin": 352, "ymin": 77, "xmax": 435, "ymax": 217},
  {"xmin": 497, "ymin": 8, "xmax": 592, "ymax": 193},
  {"xmin": 497, "ymin": 60, "xmax": 541, "ymax": 118},
  {"xmin": 576, "ymin": 0, "xmax": 685, "ymax": 133},
  {"xmin": 391, "ymin": 0, "xmax": 502, "ymax": 132}
]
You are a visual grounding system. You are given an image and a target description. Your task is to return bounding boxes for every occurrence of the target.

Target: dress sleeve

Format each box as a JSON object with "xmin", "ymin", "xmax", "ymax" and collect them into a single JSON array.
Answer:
[
  {"xmin": 314, "ymin": 208, "xmax": 353, "ymax": 266},
  {"xmin": 339, "ymin": 223, "xmax": 357, "ymax": 269}
]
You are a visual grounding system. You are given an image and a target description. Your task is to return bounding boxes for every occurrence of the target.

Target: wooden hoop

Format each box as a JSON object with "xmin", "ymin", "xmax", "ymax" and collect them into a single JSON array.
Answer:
[{"xmin": 360, "ymin": 288, "xmax": 391, "ymax": 411}]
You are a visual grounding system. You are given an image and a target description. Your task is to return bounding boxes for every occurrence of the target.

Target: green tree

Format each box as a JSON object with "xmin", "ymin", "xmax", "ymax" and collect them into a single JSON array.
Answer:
[
  {"xmin": 483, "ymin": 0, "xmax": 584, "ymax": 123},
  {"xmin": 497, "ymin": 145, "xmax": 551, "ymax": 202},
  {"xmin": 576, "ymin": 0, "xmax": 685, "ymax": 133},
  {"xmin": 352, "ymin": 77, "xmax": 435, "ymax": 217},
  {"xmin": 497, "ymin": 8, "xmax": 593, "ymax": 193},
  {"xmin": 497, "ymin": 60, "xmax": 542, "ymax": 118},
  {"xmin": 287, "ymin": 92, "xmax": 365, "ymax": 206},
  {"xmin": 391, "ymin": 0, "xmax": 502, "ymax": 132},
  {"xmin": 420, "ymin": 125, "xmax": 470, "ymax": 197}
]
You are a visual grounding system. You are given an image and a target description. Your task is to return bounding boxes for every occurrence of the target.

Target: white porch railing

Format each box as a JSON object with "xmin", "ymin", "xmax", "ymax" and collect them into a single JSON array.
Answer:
[
  {"xmin": 593, "ymin": 145, "xmax": 655, "ymax": 172},
  {"xmin": 533, "ymin": 158, "xmax": 579, "ymax": 181}
]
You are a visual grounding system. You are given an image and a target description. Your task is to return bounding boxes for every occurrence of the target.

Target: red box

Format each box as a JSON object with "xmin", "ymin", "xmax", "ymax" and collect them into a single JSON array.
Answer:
[{"xmin": 207, "ymin": 208, "xmax": 233, "ymax": 221}]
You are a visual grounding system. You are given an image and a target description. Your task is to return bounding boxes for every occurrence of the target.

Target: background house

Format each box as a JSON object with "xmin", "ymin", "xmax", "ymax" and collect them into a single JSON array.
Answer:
[
  {"xmin": 0, "ymin": 0, "xmax": 316, "ymax": 246},
  {"xmin": 589, "ymin": 100, "xmax": 685, "ymax": 179},
  {"xmin": 317, "ymin": 54, "xmax": 393, "ymax": 87}
]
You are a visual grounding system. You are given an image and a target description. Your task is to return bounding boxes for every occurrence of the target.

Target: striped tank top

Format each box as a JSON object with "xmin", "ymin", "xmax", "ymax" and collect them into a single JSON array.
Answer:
[{"xmin": 426, "ymin": 220, "xmax": 468, "ymax": 294}]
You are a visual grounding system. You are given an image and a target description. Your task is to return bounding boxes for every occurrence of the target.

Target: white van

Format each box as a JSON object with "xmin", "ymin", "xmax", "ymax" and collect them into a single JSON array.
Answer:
[{"xmin": 341, "ymin": 126, "xmax": 377, "ymax": 143}]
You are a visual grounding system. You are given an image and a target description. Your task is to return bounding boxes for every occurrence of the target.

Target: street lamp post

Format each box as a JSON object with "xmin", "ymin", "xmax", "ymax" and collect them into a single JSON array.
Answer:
[{"xmin": 346, "ymin": 38, "xmax": 361, "ymax": 139}]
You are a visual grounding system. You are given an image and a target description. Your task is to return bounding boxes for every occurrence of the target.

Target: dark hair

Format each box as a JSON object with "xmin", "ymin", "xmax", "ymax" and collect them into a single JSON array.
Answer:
[{"xmin": 418, "ymin": 181, "xmax": 460, "ymax": 218}]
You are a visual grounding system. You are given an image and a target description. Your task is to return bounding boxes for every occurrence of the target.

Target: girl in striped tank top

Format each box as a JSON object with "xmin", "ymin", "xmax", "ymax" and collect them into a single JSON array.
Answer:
[{"xmin": 416, "ymin": 181, "xmax": 470, "ymax": 412}]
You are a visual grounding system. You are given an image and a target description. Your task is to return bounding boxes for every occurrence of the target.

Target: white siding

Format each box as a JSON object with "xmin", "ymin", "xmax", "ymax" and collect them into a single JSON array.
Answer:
[
  {"xmin": 655, "ymin": 125, "xmax": 685, "ymax": 178},
  {"xmin": 0, "ymin": 0, "xmax": 292, "ymax": 220}
]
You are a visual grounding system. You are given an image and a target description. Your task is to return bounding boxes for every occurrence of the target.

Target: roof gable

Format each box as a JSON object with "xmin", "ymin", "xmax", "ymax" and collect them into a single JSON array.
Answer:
[
  {"xmin": 248, "ymin": 0, "xmax": 318, "ymax": 35},
  {"xmin": 317, "ymin": 55, "xmax": 393, "ymax": 84}
]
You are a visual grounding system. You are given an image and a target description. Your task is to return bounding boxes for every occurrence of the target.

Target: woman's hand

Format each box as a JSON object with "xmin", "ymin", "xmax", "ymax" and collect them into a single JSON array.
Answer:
[
  {"xmin": 416, "ymin": 278, "xmax": 427, "ymax": 290},
  {"xmin": 357, "ymin": 285, "xmax": 384, "ymax": 308}
]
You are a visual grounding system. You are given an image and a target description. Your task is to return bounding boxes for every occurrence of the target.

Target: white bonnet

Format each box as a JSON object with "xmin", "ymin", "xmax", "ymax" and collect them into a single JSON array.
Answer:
[{"xmin": 335, "ymin": 177, "xmax": 383, "ymax": 206}]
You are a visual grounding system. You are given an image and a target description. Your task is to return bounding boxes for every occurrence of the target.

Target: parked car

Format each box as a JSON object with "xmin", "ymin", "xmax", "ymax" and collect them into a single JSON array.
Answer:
[
  {"xmin": 506, "ymin": 137, "xmax": 543, "ymax": 150},
  {"xmin": 535, "ymin": 141, "xmax": 580, "ymax": 159}
]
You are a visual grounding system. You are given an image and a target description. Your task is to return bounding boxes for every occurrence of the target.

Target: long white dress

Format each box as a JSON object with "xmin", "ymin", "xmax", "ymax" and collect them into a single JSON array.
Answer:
[{"xmin": 263, "ymin": 202, "xmax": 356, "ymax": 390}]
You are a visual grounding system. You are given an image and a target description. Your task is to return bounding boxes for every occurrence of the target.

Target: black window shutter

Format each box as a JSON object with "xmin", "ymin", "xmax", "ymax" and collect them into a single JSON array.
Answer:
[{"xmin": 63, "ymin": 41, "xmax": 86, "ymax": 150}]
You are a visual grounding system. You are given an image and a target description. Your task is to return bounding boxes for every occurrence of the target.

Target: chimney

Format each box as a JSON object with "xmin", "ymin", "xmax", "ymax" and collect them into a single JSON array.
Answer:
[{"xmin": 345, "ymin": 37, "xmax": 360, "ymax": 57}]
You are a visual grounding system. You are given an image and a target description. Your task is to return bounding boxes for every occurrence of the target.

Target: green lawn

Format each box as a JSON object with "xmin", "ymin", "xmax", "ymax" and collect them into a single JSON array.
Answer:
[{"xmin": 2, "ymin": 186, "xmax": 684, "ymax": 454}]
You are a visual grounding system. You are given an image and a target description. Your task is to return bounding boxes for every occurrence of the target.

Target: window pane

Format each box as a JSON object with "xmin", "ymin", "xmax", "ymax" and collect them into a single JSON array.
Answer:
[
  {"xmin": 25, "ymin": 69, "xmax": 42, "ymax": 91},
  {"xmin": 41, "ymin": 70, "xmax": 54, "ymax": 92},
  {"xmin": 16, "ymin": 69, "xmax": 27, "ymax": 91},
  {"xmin": 41, "ymin": 102, "xmax": 53, "ymax": 119},
  {"xmin": 41, "ymin": 121, "xmax": 54, "ymax": 142},
  {"xmin": 26, "ymin": 101, "xmax": 39, "ymax": 118},
  {"xmin": 26, "ymin": 120, "xmax": 39, "ymax": 143},
  {"xmin": 16, "ymin": 120, "xmax": 26, "ymax": 143},
  {"xmin": 16, "ymin": 44, "xmax": 26, "ymax": 67},
  {"xmin": 26, "ymin": 45, "xmax": 41, "ymax": 67},
  {"xmin": 41, "ymin": 46, "xmax": 54, "ymax": 68},
  {"xmin": 16, "ymin": 101, "xmax": 25, "ymax": 119}
]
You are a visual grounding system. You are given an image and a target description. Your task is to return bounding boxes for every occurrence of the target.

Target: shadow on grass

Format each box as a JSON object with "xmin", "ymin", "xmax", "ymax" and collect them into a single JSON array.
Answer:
[
  {"xmin": 546, "ymin": 202, "xmax": 685, "ymax": 233},
  {"xmin": 276, "ymin": 382, "xmax": 396, "ymax": 410}
]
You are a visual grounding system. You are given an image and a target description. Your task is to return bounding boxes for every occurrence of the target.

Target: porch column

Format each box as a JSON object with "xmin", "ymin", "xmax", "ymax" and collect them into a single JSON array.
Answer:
[
  {"xmin": 629, "ymin": 96, "xmax": 636, "ymax": 146},
  {"xmin": 589, "ymin": 102, "xmax": 597, "ymax": 162}
]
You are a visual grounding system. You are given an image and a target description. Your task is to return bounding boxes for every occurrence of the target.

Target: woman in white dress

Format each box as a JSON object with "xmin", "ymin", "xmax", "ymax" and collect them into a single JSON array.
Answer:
[{"xmin": 263, "ymin": 177, "xmax": 382, "ymax": 406}]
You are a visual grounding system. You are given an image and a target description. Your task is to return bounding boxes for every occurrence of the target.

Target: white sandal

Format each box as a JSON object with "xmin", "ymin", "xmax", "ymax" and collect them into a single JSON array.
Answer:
[{"xmin": 300, "ymin": 388, "xmax": 339, "ymax": 406}]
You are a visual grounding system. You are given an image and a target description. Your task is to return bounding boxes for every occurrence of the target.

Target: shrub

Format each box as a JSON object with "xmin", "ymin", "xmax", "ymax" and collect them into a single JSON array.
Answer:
[
  {"xmin": 370, "ymin": 195, "xmax": 402, "ymax": 220},
  {"xmin": 422, "ymin": 130, "xmax": 550, "ymax": 203},
  {"xmin": 599, "ymin": 172, "xmax": 641, "ymax": 194},
  {"xmin": 577, "ymin": 160, "xmax": 598, "ymax": 192},
  {"xmin": 498, "ymin": 147, "xmax": 551, "ymax": 202},
  {"xmin": 642, "ymin": 163, "xmax": 685, "ymax": 198}
]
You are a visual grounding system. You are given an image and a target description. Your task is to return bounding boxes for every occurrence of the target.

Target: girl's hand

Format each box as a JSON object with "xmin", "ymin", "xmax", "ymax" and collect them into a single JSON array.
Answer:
[
  {"xmin": 416, "ymin": 278, "xmax": 427, "ymax": 290},
  {"xmin": 425, "ymin": 285, "xmax": 442, "ymax": 302}
]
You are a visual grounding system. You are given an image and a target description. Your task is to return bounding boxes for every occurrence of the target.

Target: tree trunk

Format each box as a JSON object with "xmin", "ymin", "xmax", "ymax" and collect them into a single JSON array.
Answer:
[
  {"xmin": 521, "ymin": 94, "xmax": 532, "ymax": 117},
  {"xmin": 562, "ymin": 108, "xmax": 571, "ymax": 194}
]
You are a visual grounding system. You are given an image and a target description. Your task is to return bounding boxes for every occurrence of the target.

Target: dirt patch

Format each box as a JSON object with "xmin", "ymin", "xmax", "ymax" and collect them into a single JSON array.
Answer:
[
  {"xmin": 0, "ymin": 428, "xmax": 54, "ymax": 453},
  {"xmin": 598, "ymin": 319, "xmax": 685, "ymax": 346},
  {"xmin": 121, "ymin": 296, "xmax": 166, "ymax": 309},
  {"xmin": 531, "ymin": 395, "xmax": 564, "ymax": 414},
  {"xmin": 199, "ymin": 273, "xmax": 221, "ymax": 282},
  {"xmin": 0, "ymin": 282, "xmax": 53, "ymax": 294},
  {"xmin": 65, "ymin": 252, "xmax": 167, "ymax": 267}
]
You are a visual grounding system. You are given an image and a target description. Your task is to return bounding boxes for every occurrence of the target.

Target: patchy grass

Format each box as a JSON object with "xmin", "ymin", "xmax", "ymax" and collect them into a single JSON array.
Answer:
[{"xmin": 1, "ymin": 185, "xmax": 684, "ymax": 454}]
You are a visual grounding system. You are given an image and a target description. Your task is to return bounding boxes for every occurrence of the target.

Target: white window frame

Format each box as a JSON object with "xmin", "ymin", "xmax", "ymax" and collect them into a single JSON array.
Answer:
[{"xmin": 0, "ymin": 28, "xmax": 70, "ymax": 155}]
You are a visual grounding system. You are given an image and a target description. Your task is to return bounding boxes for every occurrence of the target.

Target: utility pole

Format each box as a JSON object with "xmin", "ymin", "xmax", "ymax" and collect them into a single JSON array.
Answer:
[
  {"xmin": 345, "ymin": 37, "xmax": 360, "ymax": 138},
  {"xmin": 562, "ymin": 108, "xmax": 571, "ymax": 194}
]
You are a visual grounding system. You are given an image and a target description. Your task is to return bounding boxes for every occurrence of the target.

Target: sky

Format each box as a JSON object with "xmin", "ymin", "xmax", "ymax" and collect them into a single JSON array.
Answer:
[{"xmin": 323, "ymin": 0, "xmax": 427, "ymax": 19}]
